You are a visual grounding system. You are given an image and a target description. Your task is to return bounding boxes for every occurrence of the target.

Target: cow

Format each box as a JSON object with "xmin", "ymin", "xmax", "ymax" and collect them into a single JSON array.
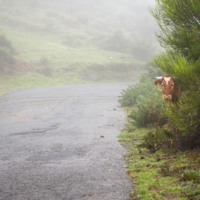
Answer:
[{"xmin": 154, "ymin": 75, "xmax": 180, "ymax": 104}]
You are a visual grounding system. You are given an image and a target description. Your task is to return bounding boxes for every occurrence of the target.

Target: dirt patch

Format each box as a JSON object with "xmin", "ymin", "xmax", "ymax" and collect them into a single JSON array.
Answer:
[{"xmin": 1, "ymin": 60, "xmax": 33, "ymax": 75}]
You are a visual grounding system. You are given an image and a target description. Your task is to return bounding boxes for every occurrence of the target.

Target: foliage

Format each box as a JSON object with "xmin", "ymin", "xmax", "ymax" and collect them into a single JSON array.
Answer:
[
  {"xmin": 182, "ymin": 169, "xmax": 200, "ymax": 183},
  {"xmin": 0, "ymin": 34, "xmax": 16, "ymax": 72},
  {"xmin": 118, "ymin": 60, "xmax": 164, "ymax": 106},
  {"xmin": 117, "ymin": 1, "xmax": 200, "ymax": 198},
  {"xmin": 154, "ymin": 52, "xmax": 200, "ymax": 91},
  {"xmin": 127, "ymin": 93, "xmax": 166, "ymax": 128},
  {"xmin": 118, "ymin": 60, "xmax": 166, "ymax": 128},
  {"xmin": 150, "ymin": 0, "xmax": 200, "ymax": 61},
  {"xmin": 118, "ymin": 127, "xmax": 200, "ymax": 200},
  {"xmin": 149, "ymin": 0, "xmax": 200, "ymax": 152},
  {"xmin": 166, "ymin": 92, "xmax": 200, "ymax": 136},
  {"xmin": 0, "ymin": 34, "xmax": 16, "ymax": 56},
  {"xmin": 138, "ymin": 125, "xmax": 174, "ymax": 152},
  {"xmin": 0, "ymin": 48, "xmax": 15, "ymax": 64},
  {"xmin": 119, "ymin": 78, "xmax": 155, "ymax": 106},
  {"xmin": 39, "ymin": 57, "xmax": 50, "ymax": 67},
  {"xmin": 35, "ymin": 57, "xmax": 53, "ymax": 76}
]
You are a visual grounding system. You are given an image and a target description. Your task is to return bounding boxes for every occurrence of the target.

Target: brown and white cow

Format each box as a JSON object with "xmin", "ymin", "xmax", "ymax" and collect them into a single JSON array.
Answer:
[{"xmin": 154, "ymin": 75, "xmax": 180, "ymax": 103}]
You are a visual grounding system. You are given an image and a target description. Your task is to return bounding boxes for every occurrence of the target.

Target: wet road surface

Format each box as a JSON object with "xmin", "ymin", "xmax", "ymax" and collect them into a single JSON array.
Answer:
[{"xmin": 0, "ymin": 83, "xmax": 134, "ymax": 200}]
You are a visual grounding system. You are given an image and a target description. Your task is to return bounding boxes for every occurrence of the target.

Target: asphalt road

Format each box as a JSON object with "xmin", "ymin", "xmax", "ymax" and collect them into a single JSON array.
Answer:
[{"xmin": 0, "ymin": 83, "xmax": 134, "ymax": 200}]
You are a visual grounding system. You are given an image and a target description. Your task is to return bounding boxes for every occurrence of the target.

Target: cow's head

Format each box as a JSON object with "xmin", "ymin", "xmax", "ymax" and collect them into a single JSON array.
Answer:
[{"xmin": 154, "ymin": 75, "xmax": 175, "ymax": 100}]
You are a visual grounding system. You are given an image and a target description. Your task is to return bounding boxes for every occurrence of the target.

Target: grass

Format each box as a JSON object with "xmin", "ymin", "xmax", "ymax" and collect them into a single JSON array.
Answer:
[
  {"xmin": 0, "ymin": 2, "xmax": 146, "ymax": 94},
  {"xmin": 0, "ymin": 23, "xmax": 143, "ymax": 94},
  {"xmin": 1, "ymin": 24, "xmax": 135, "ymax": 66},
  {"xmin": 119, "ymin": 120, "xmax": 200, "ymax": 200}
]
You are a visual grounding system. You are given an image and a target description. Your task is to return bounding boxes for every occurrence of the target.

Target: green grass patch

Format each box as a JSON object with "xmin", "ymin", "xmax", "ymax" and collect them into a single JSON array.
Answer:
[
  {"xmin": 119, "ymin": 122, "xmax": 200, "ymax": 200},
  {"xmin": 0, "ymin": 92, "xmax": 5, "ymax": 96}
]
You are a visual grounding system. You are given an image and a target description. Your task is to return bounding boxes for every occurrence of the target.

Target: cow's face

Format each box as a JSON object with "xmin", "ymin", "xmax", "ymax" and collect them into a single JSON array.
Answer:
[{"xmin": 154, "ymin": 76, "xmax": 175, "ymax": 100}]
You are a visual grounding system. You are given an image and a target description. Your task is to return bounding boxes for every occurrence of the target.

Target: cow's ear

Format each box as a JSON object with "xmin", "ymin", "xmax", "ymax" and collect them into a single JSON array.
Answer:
[{"xmin": 154, "ymin": 80, "xmax": 162, "ymax": 86}]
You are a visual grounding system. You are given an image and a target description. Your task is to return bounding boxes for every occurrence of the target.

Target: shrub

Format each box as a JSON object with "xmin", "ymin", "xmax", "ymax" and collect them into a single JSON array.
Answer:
[
  {"xmin": 182, "ymin": 169, "xmax": 200, "ymax": 183},
  {"xmin": 39, "ymin": 57, "xmax": 50, "ymax": 67},
  {"xmin": 35, "ymin": 57, "xmax": 53, "ymax": 76},
  {"xmin": 138, "ymin": 125, "xmax": 174, "ymax": 152},
  {"xmin": 0, "ymin": 48, "xmax": 15, "ymax": 64},
  {"xmin": 119, "ymin": 77, "xmax": 161, "ymax": 106},
  {"xmin": 0, "ymin": 34, "xmax": 17, "ymax": 55},
  {"xmin": 136, "ymin": 89, "xmax": 200, "ymax": 152},
  {"xmin": 118, "ymin": 60, "xmax": 164, "ymax": 106},
  {"xmin": 35, "ymin": 65, "xmax": 53, "ymax": 76},
  {"xmin": 0, "ymin": 35, "xmax": 16, "ymax": 72},
  {"xmin": 148, "ymin": 0, "xmax": 200, "ymax": 152},
  {"xmin": 127, "ymin": 92, "xmax": 166, "ymax": 128},
  {"xmin": 0, "ymin": 35, "xmax": 12, "ymax": 49}
]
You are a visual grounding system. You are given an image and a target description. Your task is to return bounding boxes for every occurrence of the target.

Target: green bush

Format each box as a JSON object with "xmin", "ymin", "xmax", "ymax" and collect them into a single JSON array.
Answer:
[
  {"xmin": 182, "ymin": 169, "xmax": 200, "ymax": 183},
  {"xmin": 0, "ymin": 34, "xmax": 16, "ymax": 56},
  {"xmin": 35, "ymin": 57, "xmax": 53, "ymax": 76},
  {"xmin": 147, "ymin": 0, "xmax": 200, "ymax": 152},
  {"xmin": 0, "ymin": 35, "xmax": 16, "ymax": 72},
  {"xmin": 118, "ymin": 60, "xmax": 164, "ymax": 106},
  {"xmin": 35, "ymin": 65, "xmax": 53, "ymax": 76},
  {"xmin": 0, "ymin": 48, "xmax": 15, "ymax": 64},
  {"xmin": 39, "ymin": 57, "xmax": 50, "ymax": 67},
  {"xmin": 0, "ymin": 35, "xmax": 12, "ymax": 49},
  {"xmin": 119, "ymin": 77, "xmax": 160, "ymax": 106},
  {"xmin": 165, "ymin": 91, "xmax": 200, "ymax": 136},
  {"xmin": 138, "ymin": 125, "xmax": 174, "ymax": 152},
  {"xmin": 127, "ymin": 92, "xmax": 166, "ymax": 128}
]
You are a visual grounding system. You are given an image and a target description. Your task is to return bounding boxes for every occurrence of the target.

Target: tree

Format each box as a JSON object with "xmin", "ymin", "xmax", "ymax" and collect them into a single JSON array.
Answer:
[
  {"xmin": 150, "ymin": 0, "xmax": 200, "ymax": 87},
  {"xmin": 150, "ymin": 0, "xmax": 200, "ymax": 61},
  {"xmin": 150, "ymin": 0, "xmax": 200, "ymax": 150}
]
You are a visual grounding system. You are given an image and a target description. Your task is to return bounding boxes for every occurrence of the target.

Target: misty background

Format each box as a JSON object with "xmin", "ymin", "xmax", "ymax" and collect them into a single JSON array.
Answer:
[{"xmin": 0, "ymin": 0, "xmax": 161, "ymax": 86}]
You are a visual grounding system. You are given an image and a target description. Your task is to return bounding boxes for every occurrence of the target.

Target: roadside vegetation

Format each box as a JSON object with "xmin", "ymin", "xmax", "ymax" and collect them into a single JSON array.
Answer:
[
  {"xmin": 0, "ymin": 0, "xmax": 159, "ymax": 96},
  {"xmin": 119, "ymin": 0, "xmax": 200, "ymax": 199}
]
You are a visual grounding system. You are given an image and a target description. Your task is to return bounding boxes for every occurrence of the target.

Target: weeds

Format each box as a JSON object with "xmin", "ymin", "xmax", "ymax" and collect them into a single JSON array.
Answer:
[
  {"xmin": 118, "ymin": 60, "xmax": 164, "ymax": 106},
  {"xmin": 119, "ymin": 126, "xmax": 200, "ymax": 199},
  {"xmin": 127, "ymin": 93, "xmax": 166, "ymax": 128}
]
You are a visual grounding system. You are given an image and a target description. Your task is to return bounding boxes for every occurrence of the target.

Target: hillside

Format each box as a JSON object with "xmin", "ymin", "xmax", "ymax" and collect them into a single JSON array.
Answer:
[{"xmin": 0, "ymin": 0, "xmax": 159, "ymax": 92}]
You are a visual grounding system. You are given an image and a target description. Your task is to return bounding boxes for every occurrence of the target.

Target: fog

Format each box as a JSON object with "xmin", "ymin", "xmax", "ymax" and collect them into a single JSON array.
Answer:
[{"xmin": 0, "ymin": 0, "xmax": 160, "ymax": 81}]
